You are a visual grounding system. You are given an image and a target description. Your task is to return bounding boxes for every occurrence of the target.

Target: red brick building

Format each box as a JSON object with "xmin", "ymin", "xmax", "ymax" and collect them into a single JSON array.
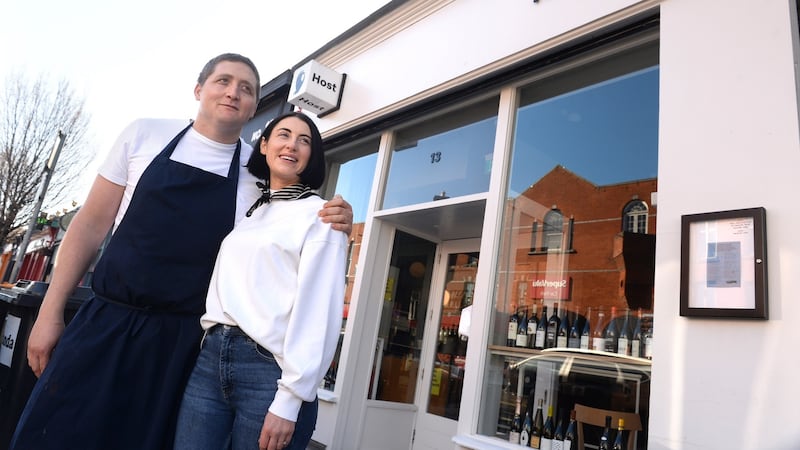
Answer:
[{"xmin": 507, "ymin": 165, "xmax": 657, "ymax": 326}]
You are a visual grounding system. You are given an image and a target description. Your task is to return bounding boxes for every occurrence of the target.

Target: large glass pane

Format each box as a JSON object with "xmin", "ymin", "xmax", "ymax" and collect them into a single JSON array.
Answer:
[
  {"xmin": 320, "ymin": 138, "xmax": 379, "ymax": 391},
  {"xmin": 492, "ymin": 352, "xmax": 651, "ymax": 449},
  {"xmin": 382, "ymin": 96, "xmax": 498, "ymax": 209},
  {"xmin": 332, "ymin": 150, "xmax": 379, "ymax": 225},
  {"xmin": 480, "ymin": 41, "xmax": 658, "ymax": 449},
  {"xmin": 370, "ymin": 231, "xmax": 436, "ymax": 403},
  {"xmin": 427, "ymin": 251, "xmax": 479, "ymax": 420}
]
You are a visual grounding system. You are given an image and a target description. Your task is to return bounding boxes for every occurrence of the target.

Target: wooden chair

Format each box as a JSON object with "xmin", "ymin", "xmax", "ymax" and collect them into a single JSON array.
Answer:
[{"xmin": 573, "ymin": 403, "xmax": 642, "ymax": 450}]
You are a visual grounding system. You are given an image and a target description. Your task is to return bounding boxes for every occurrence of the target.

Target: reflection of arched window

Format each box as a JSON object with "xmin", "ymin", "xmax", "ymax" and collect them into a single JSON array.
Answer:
[
  {"xmin": 623, "ymin": 200, "xmax": 649, "ymax": 233},
  {"xmin": 345, "ymin": 239, "xmax": 356, "ymax": 283},
  {"xmin": 543, "ymin": 209, "xmax": 564, "ymax": 251},
  {"xmin": 530, "ymin": 209, "xmax": 575, "ymax": 254}
]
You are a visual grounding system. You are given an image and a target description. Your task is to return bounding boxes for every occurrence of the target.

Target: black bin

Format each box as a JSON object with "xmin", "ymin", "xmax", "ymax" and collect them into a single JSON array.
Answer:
[{"xmin": 0, "ymin": 280, "xmax": 92, "ymax": 449}]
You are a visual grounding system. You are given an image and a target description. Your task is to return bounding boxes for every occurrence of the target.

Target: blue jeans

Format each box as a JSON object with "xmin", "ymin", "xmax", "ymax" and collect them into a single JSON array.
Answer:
[{"xmin": 173, "ymin": 325, "xmax": 318, "ymax": 450}]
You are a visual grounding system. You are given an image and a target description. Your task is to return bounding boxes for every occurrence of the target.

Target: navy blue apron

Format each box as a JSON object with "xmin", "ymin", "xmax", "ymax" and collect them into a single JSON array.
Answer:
[{"xmin": 11, "ymin": 124, "xmax": 240, "ymax": 450}]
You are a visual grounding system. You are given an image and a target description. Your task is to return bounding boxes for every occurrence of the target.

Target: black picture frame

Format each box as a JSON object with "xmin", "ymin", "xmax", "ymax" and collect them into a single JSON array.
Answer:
[{"xmin": 679, "ymin": 207, "xmax": 767, "ymax": 319}]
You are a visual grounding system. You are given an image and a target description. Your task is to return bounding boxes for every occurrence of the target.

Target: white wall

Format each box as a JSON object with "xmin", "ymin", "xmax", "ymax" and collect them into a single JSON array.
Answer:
[
  {"xmin": 652, "ymin": 0, "xmax": 800, "ymax": 448},
  {"xmin": 313, "ymin": 0, "xmax": 647, "ymax": 135}
]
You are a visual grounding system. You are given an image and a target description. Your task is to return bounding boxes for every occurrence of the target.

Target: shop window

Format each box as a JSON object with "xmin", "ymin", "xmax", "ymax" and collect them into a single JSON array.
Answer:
[
  {"xmin": 319, "ymin": 138, "xmax": 380, "ymax": 392},
  {"xmin": 382, "ymin": 96, "xmax": 499, "ymax": 209},
  {"xmin": 481, "ymin": 39, "xmax": 658, "ymax": 448},
  {"xmin": 623, "ymin": 200, "xmax": 649, "ymax": 234}
]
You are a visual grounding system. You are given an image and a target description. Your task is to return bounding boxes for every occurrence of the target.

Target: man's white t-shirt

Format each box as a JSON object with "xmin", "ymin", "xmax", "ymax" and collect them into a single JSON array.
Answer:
[{"xmin": 98, "ymin": 118, "xmax": 262, "ymax": 229}]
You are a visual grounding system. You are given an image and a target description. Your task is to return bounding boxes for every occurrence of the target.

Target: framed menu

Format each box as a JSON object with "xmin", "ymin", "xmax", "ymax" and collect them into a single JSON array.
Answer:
[{"xmin": 680, "ymin": 207, "xmax": 768, "ymax": 319}]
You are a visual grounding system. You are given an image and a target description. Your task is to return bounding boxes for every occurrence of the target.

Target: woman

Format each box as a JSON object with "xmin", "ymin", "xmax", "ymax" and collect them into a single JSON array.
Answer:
[{"xmin": 173, "ymin": 111, "xmax": 347, "ymax": 450}]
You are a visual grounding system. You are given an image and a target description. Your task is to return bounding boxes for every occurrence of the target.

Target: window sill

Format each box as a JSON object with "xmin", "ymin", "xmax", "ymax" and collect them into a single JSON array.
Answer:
[
  {"xmin": 317, "ymin": 388, "xmax": 338, "ymax": 403},
  {"xmin": 527, "ymin": 249, "xmax": 577, "ymax": 256},
  {"xmin": 453, "ymin": 433, "xmax": 525, "ymax": 449}
]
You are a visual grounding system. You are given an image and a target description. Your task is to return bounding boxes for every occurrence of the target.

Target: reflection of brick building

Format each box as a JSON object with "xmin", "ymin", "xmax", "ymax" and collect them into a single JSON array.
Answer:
[
  {"xmin": 509, "ymin": 165, "xmax": 657, "ymax": 323},
  {"xmin": 343, "ymin": 222, "xmax": 365, "ymax": 320}
]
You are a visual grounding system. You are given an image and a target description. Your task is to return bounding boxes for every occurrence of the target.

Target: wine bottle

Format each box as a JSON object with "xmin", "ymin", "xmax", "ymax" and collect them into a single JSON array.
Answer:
[
  {"xmin": 449, "ymin": 325, "xmax": 458, "ymax": 354},
  {"xmin": 630, "ymin": 308, "xmax": 643, "ymax": 357},
  {"xmin": 509, "ymin": 397, "xmax": 522, "ymax": 444},
  {"xmin": 616, "ymin": 308, "xmax": 631, "ymax": 356},
  {"xmin": 507, "ymin": 307, "xmax": 519, "ymax": 347},
  {"xmin": 556, "ymin": 306, "xmax": 569, "ymax": 348},
  {"xmin": 604, "ymin": 306, "xmax": 618, "ymax": 353},
  {"xmin": 643, "ymin": 320, "xmax": 653, "ymax": 359},
  {"xmin": 580, "ymin": 307, "xmax": 591, "ymax": 350},
  {"xmin": 323, "ymin": 364, "xmax": 336, "ymax": 389},
  {"xmin": 541, "ymin": 404, "xmax": 555, "ymax": 450},
  {"xmin": 598, "ymin": 415, "xmax": 612, "ymax": 450},
  {"xmin": 463, "ymin": 276, "xmax": 474, "ymax": 307},
  {"xmin": 568, "ymin": 311, "xmax": 581, "ymax": 348},
  {"xmin": 552, "ymin": 414, "xmax": 565, "ymax": 450},
  {"xmin": 527, "ymin": 304, "xmax": 539, "ymax": 349},
  {"xmin": 517, "ymin": 308, "xmax": 529, "ymax": 348},
  {"xmin": 520, "ymin": 401, "xmax": 533, "ymax": 447},
  {"xmin": 534, "ymin": 305, "xmax": 548, "ymax": 350},
  {"xmin": 612, "ymin": 418, "xmax": 626, "ymax": 450},
  {"xmin": 518, "ymin": 280, "xmax": 528, "ymax": 307},
  {"xmin": 592, "ymin": 311, "xmax": 605, "ymax": 351},
  {"xmin": 545, "ymin": 303, "xmax": 561, "ymax": 349},
  {"xmin": 563, "ymin": 410, "xmax": 577, "ymax": 450},
  {"xmin": 531, "ymin": 398, "xmax": 544, "ymax": 449}
]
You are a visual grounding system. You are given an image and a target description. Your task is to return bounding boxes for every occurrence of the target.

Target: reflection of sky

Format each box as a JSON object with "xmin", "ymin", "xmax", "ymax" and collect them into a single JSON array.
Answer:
[
  {"xmin": 334, "ymin": 153, "xmax": 378, "ymax": 223},
  {"xmin": 331, "ymin": 66, "xmax": 658, "ymax": 221},
  {"xmin": 382, "ymin": 118, "xmax": 496, "ymax": 209},
  {"xmin": 509, "ymin": 66, "xmax": 659, "ymax": 197}
]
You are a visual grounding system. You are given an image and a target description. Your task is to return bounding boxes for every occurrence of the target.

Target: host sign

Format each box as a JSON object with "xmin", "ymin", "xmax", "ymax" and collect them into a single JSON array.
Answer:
[{"xmin": 287, "ymin": 60, "xmax": 346, "ymax": 117}]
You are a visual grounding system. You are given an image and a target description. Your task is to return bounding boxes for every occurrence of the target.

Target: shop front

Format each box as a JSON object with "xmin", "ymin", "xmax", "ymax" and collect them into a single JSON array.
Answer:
[{"xmin": 250, "ymin": 0, "xmax": 800, "ymax": 448}]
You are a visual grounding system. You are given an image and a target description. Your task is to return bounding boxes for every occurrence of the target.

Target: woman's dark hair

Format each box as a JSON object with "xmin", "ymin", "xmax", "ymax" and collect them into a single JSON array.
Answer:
[{"xmin": 245, "ymin": 111, "xmax": 326, "ymax": 189}]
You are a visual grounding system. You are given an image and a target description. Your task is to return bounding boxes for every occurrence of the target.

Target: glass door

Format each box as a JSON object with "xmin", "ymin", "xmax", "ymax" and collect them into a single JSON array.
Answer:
[
  {"xmin": 369, "ymin": 231, "xmax": 437, "ymax": 404},
  {"xmin": 413, "ymin": 239, "xmax": 480, "ymax": 450}
]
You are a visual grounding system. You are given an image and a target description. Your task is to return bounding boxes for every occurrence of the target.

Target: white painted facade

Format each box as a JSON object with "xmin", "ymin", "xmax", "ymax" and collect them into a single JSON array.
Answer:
[{"xmin": 267, "ymin": 0, "xmax": 800, "ymax": 448}]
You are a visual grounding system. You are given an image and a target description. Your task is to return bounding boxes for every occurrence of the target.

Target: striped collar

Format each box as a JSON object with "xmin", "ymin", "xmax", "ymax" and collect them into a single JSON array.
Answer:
[{"xmin": 245, "ymin": 182, "xmax": 317, "ymax": 217}]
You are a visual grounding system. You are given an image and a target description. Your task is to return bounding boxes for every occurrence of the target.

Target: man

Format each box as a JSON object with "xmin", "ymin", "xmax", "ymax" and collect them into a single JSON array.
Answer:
[{"xmin": 11, "ymin": 53, "xmax": 352, "ymax": 450}]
